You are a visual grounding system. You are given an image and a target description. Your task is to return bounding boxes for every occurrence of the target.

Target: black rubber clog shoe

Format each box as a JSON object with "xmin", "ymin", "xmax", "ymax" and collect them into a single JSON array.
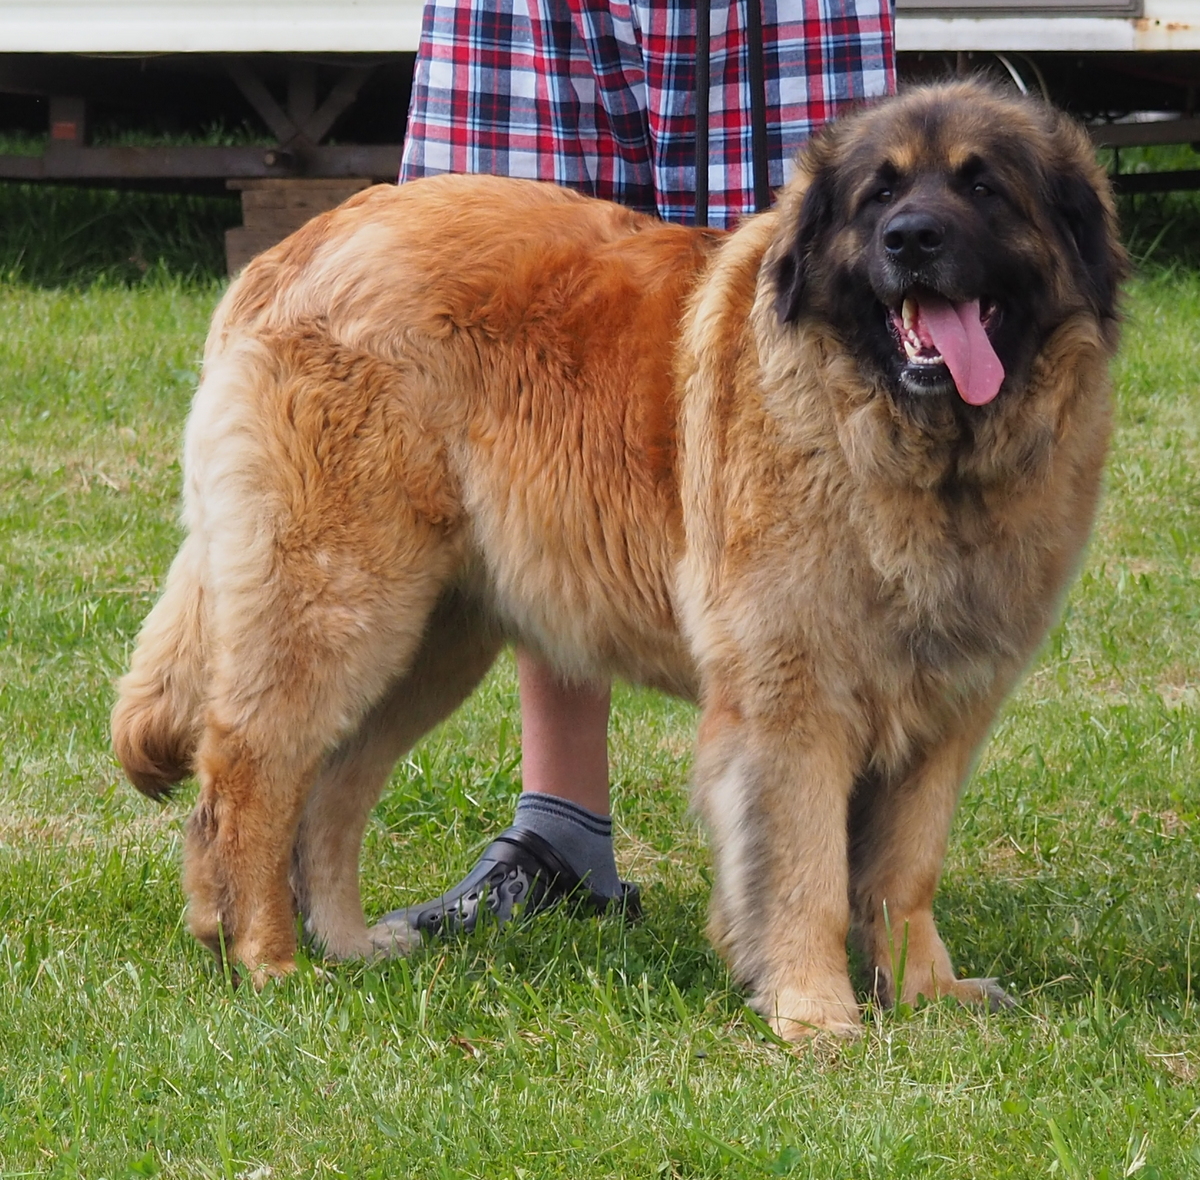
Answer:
[{"xmin": 374, "ymin": 826, "xmax": 641, "ymax": 939}]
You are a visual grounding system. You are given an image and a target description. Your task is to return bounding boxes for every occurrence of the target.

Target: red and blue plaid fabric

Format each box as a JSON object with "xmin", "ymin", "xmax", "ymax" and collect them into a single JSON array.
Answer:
[{"xmin": 399, "ymin": 0, "xmax": 895, "ymax": 228}]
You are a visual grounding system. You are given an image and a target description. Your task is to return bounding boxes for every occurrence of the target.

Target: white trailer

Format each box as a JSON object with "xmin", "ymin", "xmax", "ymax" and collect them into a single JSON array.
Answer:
[
  {"xmin": 3, "ymin": 0, "xmax": 1199, "ymax": 268},
  {"xmin": 2, "ymin": 0, "xmax": 1197, "ymax": 55},
  {"xmin": 0, "ymin": 1, "xmax": 427, "ymax": 54}
]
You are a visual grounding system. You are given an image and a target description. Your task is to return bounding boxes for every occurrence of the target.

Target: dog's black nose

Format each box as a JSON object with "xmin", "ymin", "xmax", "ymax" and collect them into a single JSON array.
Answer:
[{"xmin": 882, "ymin": 212, "xmax": 945, "ymax": 269}]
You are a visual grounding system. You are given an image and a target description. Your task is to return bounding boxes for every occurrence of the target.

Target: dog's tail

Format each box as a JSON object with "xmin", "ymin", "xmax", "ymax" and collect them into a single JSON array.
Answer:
[{"xmin": 111, "ymin": 533, "xmax": 207, "ymax": 799}]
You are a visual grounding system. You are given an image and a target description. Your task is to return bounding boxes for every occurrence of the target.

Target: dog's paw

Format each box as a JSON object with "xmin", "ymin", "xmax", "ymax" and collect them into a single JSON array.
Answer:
[
  {"xmin": 364, "ymin": 918, "xmax": 421, "ymax": 958},
  {"xmin": 243, "ymin": 958, "xmax": 297, "ymax": 991},
  {"xmin": 887, "ymin": 962, "xmax": 1016, "ymax": 1014},
  {"xmin": 307, "ymin": 919, "xmax": 418, "ymax": 961},
  {"xmin": 755, "ymin": 984, "xmax": 863, "ymax": 1041}
]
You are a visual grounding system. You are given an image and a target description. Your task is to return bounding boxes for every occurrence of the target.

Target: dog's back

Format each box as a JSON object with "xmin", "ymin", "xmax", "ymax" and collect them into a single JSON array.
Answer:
[{"xmin": 113, "ymin": 177, "xmax": 721, "ymax": 801}]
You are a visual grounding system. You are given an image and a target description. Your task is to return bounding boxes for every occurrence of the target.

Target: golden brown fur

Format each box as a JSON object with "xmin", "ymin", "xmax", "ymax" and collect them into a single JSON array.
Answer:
[{"xmin": 112, "ymin": 81, "xmax": 1124, "ymax": 1037}]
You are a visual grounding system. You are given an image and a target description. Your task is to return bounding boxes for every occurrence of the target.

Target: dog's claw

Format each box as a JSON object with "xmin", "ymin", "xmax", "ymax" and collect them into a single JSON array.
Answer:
[
  {"xmin": 980, "ymin": 978, "xmax": 1017, "ymax": 1012},
  {"xmin": 949, "ymin": 976, "xmax": 1016, "ymax": 1012}
]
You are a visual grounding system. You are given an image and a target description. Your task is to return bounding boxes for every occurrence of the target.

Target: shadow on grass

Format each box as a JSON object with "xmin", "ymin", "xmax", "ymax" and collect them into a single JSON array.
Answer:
[
  {"xmin": 937, "ymin": 871, "xmax": 1196, "ymax": 1017},
  {"xmin": 1105, "ymin": 142, "xmax": 1200, "ymax": 272},
  {"xmin": 0, "ymin": 182, "xmax": 239, "ymax": 287},
  {"xmin": 1121, "ymin": 190, "xmax": 1200, "ymax": 273}
]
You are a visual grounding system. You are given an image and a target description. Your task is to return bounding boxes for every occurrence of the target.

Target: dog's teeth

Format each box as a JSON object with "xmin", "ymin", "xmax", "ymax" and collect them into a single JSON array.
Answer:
[
  {"xmin": 901, "ymin": 321, "xmax": 943, "ymax": 366},
  {"xmin": 902, "ymin": 298, "xmax": 915, "ymax": 330}
]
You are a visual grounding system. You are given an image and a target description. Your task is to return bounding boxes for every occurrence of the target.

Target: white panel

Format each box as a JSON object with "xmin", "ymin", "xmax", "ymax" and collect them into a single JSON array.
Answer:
[
  {"xmin": 3, "ymin": 0, "xmax": 1199, "ymax": 56},
  {"xmin": 895, "ymin": 0, "xmax": 1200, "ymax": 51},
  {"xmin": 897, "ymin": 0, "xmax": 1140, "ymax": 11},
  {"xmin": 0, "ymin": 2, "xmax": 427, "ymax": 53},
  {"xmin": 896, "ymin": 15, "xmax": 1138, "ymax": 49}
]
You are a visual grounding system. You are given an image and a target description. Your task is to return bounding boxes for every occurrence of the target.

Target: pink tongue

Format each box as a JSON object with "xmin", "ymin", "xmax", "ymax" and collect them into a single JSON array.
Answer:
[{"xmin": 919, "ymin": 295, "xmax": 1004, "ymax": 406}]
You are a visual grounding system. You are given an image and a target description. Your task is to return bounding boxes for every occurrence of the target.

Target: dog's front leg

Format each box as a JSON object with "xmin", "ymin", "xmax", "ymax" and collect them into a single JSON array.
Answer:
[
  {"xmin": 848, "ymin": 707, "xmax": 1014, "ymax": 1014},
  {"xmin": 694, "ymin": 696, "xmax": 863, "ymax": 1039}
]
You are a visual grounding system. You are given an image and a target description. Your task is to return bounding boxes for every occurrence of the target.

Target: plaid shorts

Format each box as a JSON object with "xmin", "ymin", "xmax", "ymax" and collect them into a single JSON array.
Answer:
[{"xmin": 399, "ymin": 0, "xmax": 895, "ymax": 228}]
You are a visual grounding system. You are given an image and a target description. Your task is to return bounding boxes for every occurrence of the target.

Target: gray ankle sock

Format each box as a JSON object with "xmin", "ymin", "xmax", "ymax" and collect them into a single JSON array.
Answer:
[{"xmin": 511, "ymin": 792, "xmax": 622, "ymax": 899}]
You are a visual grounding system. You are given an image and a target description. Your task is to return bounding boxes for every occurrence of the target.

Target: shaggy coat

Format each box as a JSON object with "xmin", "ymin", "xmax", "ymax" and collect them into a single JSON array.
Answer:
[{"xmin": 113, "ymin": 81, "xmax": 1125, "ymax": 1038}]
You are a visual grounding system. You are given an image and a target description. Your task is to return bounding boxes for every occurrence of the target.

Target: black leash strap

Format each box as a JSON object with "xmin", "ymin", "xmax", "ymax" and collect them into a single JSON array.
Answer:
[
  {"xmin": 694, "ymin": 0, "xmax": 771, "ymax": 227},
  {"xmin": 695, "ymin": 0, "xmax": 710, "ymax": 226},
  {"xmin": 745, "ymin": 0, "xmax": 771, "ymax": 213}
]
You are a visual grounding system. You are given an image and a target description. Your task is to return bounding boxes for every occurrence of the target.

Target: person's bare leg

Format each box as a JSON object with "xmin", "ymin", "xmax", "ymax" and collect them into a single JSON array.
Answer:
[
  {"xmin": 505, "ymin": 648, "xmax": 621, "ymax": 896},
  {"xmin": 380, "ymin": 647, "xmax": 635, "ymax": 938},
  {"xmin": 515, "ymin": 648, "xmax": 610, "ymax": 812}
]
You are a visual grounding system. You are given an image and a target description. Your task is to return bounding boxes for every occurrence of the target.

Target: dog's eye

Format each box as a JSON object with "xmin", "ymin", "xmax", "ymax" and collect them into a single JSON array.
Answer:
[
  {"xmin": 875, "ymin": 187, "xmax": 894, "ymax": 204},
  {"xmin": 972, "ymin": 182, "xmax": 993, "ymax": 198}
]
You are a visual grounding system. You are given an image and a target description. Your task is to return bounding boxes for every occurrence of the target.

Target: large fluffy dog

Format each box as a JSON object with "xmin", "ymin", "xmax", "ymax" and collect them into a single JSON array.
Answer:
[{"xmin": 113, "ymin": 81, "xmax": 1124, "ymax": 1037}]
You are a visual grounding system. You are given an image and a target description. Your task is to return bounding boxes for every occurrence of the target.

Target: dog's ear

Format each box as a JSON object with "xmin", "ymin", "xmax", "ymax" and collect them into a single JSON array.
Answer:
[
  {"xmin": 773, "ymin": 169, "xmax": 835, "ymax": 325},
  {"xmin": 1047, "ymin": 166, "xmax": 1126, "ymax": 322}
]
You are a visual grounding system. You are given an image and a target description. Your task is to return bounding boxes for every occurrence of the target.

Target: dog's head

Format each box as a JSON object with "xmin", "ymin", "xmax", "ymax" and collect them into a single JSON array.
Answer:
[{"xmin": 770, "ymin": 80, "xmax": 1126, "ymax": 409}]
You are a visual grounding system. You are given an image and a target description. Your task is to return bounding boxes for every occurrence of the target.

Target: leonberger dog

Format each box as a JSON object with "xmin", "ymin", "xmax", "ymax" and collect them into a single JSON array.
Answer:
[{"xmin": 112, "ymin": 80, "xmax": 1124, "ymax": 1038}]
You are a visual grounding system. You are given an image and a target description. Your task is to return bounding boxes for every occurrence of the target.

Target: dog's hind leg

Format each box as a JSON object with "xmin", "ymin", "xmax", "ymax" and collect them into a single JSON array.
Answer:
[
  {"xmin": 291, "ymin": 594, "xmax": 503, "ymax": 960},
  {"xmin": 848, "ymin": 705, "xmax": 1014, "ymax": 1014},
  {"xmin": 178, "ymin": 336, "xmax": 468, "ymax": 985},
  {"xmin": 185, "ymin": 558, "xmax": 457, "ymax": 985}
]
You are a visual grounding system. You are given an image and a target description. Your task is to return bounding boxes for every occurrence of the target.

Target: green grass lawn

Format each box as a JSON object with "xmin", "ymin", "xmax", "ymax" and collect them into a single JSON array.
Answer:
[{"xmin": 0, "ymin": 202, "xmax": 1198, "ymax": 1178}]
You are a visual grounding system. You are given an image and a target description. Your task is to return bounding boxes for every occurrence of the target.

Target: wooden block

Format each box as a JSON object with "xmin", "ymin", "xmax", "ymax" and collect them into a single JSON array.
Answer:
[
  {"xmin": 225, "ymin": 226, "xmax": 291, "ymax": 276},
  {"xmin": 240, "ymin": 204, "xmax": 331, "ymax": 236},
  {"xmin": 224, "ymin": 178, "xmax": 374, "ymax": 276},
  {"xmin": 240, "ymin": 182, "xmax": 370, "ymax": 210}
]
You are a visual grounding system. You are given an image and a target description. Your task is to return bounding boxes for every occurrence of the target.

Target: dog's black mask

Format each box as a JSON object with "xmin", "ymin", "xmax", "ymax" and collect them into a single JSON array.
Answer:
[{"xmin": 772, "ymin": 88, "xmax": 1123, "ymax": 413}]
